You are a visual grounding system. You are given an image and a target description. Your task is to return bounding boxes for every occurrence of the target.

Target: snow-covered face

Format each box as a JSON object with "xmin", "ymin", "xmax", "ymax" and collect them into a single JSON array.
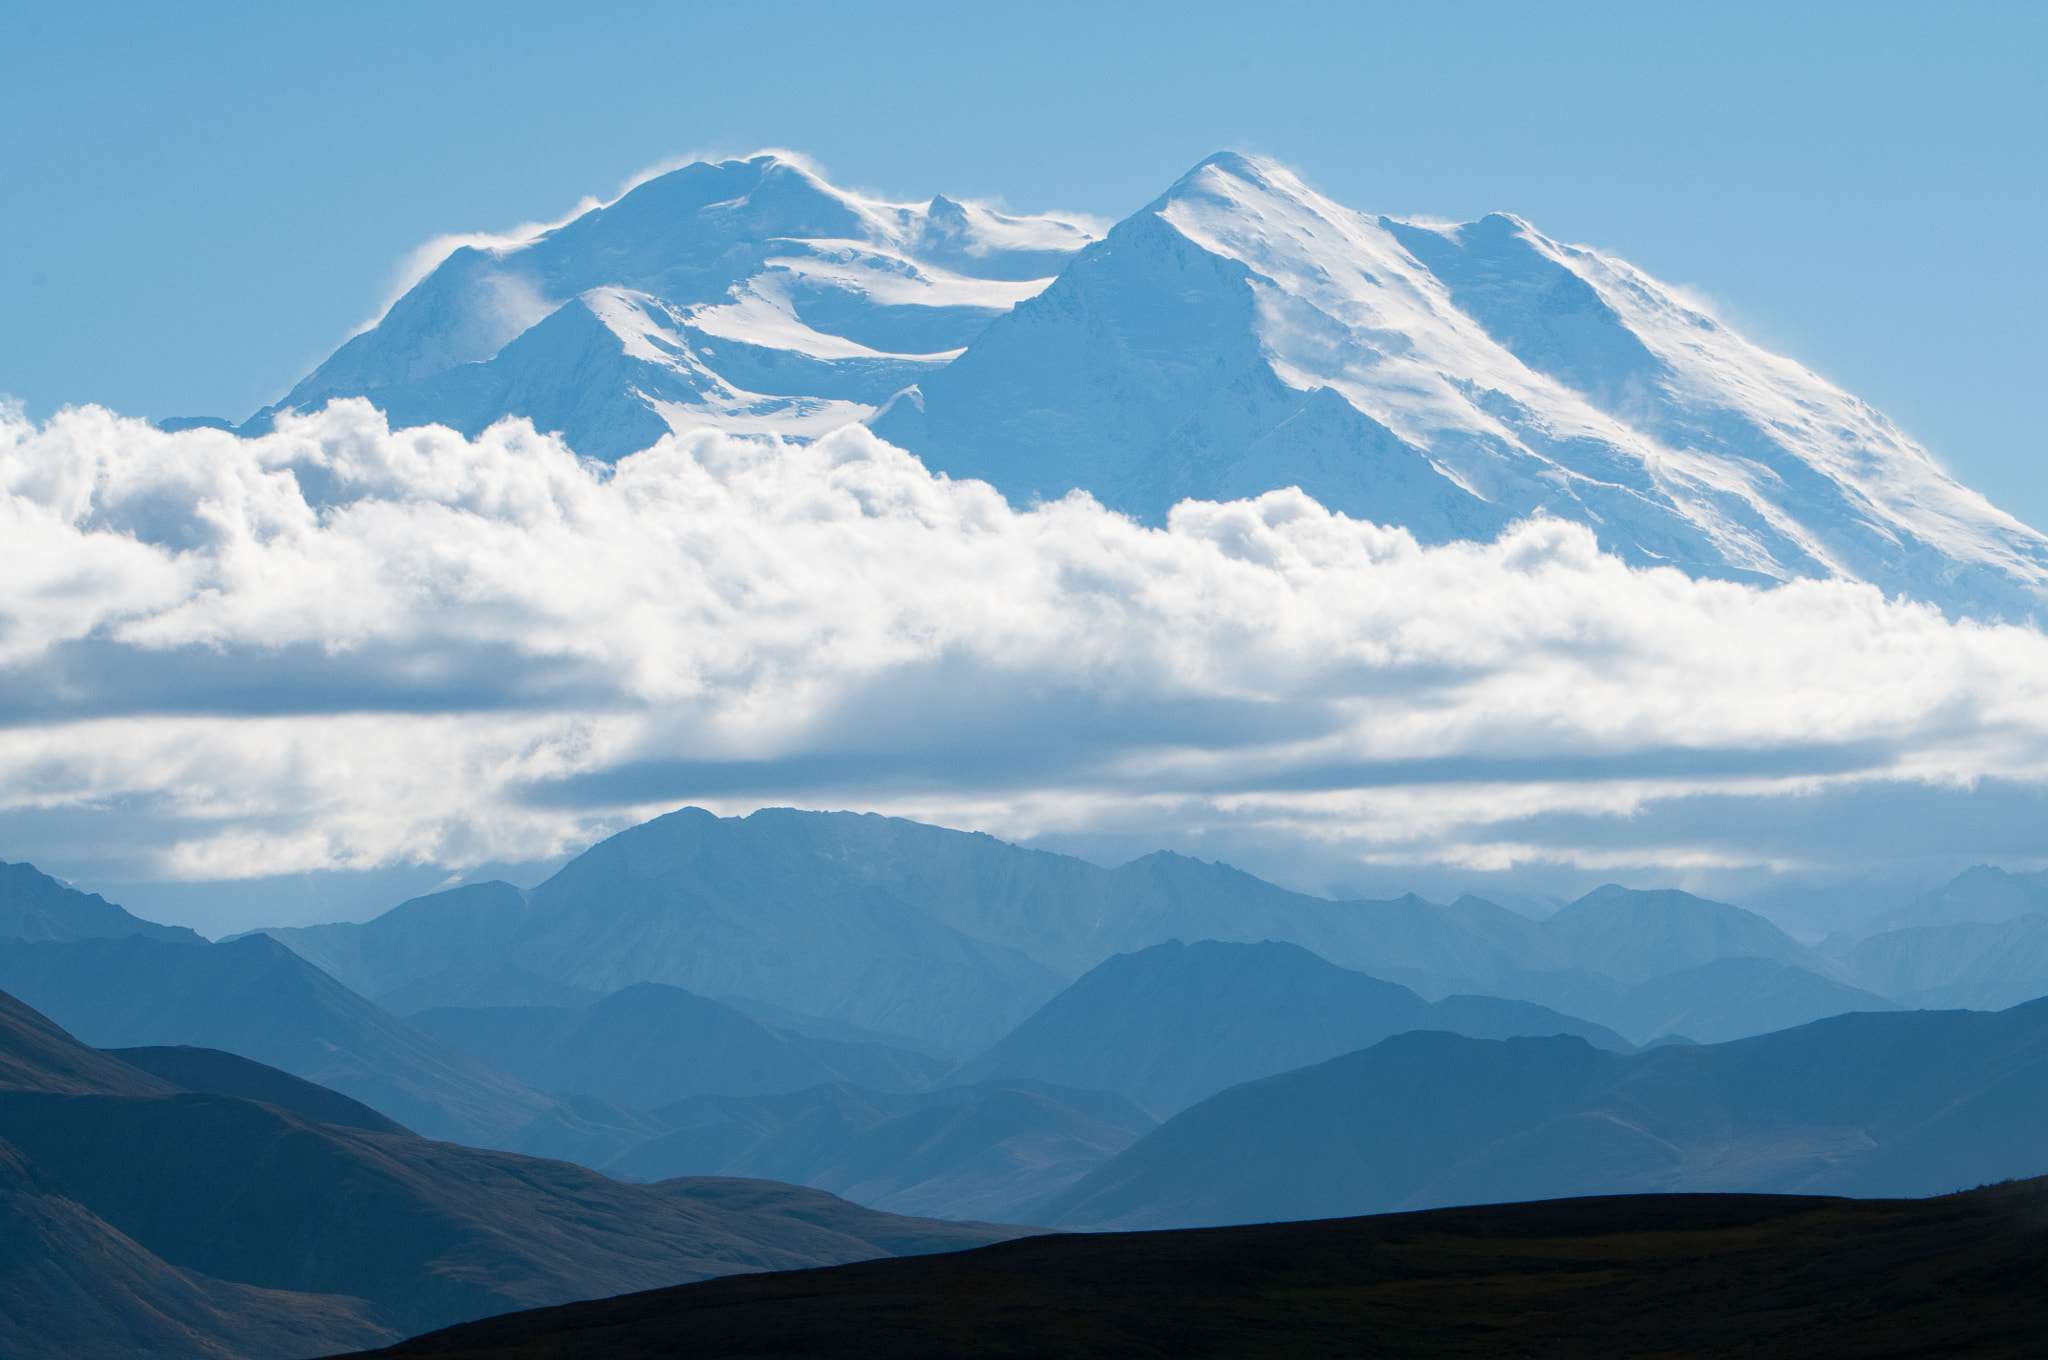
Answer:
[{"xmin": 6, "ymin": 399, "xmax": 2048, "ymax": 901}]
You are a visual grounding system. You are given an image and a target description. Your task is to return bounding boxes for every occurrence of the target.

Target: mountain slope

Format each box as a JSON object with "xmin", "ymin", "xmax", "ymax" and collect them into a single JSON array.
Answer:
[
  {"xmin": 259, "ymin": 153, "xmax": 2048, "ymax": 617},
  {"xmin": 879, "ymin": 153, "xmax": 2048, "ymax": 616},
  {"xmin": 1864, "ymin": 864, "xmax": 2048, "ymax": 934},
  {"xmin": 0, "ymin": 860, "xmax": 202, "ymax": 945},
  {"xmin": 0, "ymin": 1133, "xmax": 396, "ymax": 1360},
  {"xmin": 408, "ymin": 982, "xmax": 950, "ymax": 1107},
  {"xmin": 1595, "ymin": 956, "xmax": 1900, "ymax": 1045},
  {"xmin": 1841, "ymin": 914, "xmax": 2048, "ymax": 1012},
  {"xmin": 261, "ymin": 808, "xmax": 1551, "ymax": 1030},
  {"xmin": 265, "ymin": 812, "xmax": 1079, "ymax": 1055},
  {"xmin": 1043, "ymin": 999, "xmax": 2048, "ymax": 1230},
  {"xmin": 610, "ymin": 1080, "xmax": 1156, "ymax": 1223},
  {"xmin": 952, "ymin": 939, "xmax": 1626, "ymax": 1116},
  {"xmin": 105, "ymin": 1044, "xmax": 412, "ymax": 1134},
  {"xmin": 1537, "ymin": 885, "xmax": 1822, "ymax": 984},
  {"xmin": 255, "ymin": 155, "xmax": 1097, "ymax": 458},
  {"xmin": 255, "ymin": 809, "xmax": 1874, "ymax": 1057},
  {"xmin": 0, "ymin": 934, "xmax": 560, "ymax": 1143},
  {"xmin": 0, "ymin": 984, "xmax": 1037, "ymax": 1360},
  {"xmin": 0, "ymin": 987, "xmax": 174, "ymax": 1097},
  {"xmin": 378, "ymin": 964, "xmax": 606, "ymax": 1015}
]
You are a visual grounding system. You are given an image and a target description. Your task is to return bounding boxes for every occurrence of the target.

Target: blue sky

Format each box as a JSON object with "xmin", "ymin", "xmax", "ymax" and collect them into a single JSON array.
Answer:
[
  {"xmin": 3, "ymin": 0, "xmax": 2044, "ymax": 526},
  {"xmin": 5, "ymin": 1, "xmax": 2048, "ymax": 935}
]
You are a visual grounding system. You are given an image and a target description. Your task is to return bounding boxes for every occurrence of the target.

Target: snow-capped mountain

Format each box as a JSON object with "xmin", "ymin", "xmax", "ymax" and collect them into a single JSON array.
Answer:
[
  {"xmin": 255, "ymin": 154, "xmax": 1098, "ymax": 459},
  {"xmin": 262, "ymin": 151, "xmax": 2048, "ymax": 618}
]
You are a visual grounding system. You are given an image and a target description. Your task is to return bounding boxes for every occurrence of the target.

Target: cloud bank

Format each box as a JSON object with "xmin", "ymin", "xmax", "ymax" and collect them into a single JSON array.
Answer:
[{"xmin": 4, "ymin": 400, "xmax": 2048, "ymax": 894}]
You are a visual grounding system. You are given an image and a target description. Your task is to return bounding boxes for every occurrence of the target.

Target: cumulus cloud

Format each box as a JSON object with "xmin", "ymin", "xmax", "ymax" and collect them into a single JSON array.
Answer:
[{"xmin": 4, "ymin": 399, "xmax": 2048, "ymax": 892}]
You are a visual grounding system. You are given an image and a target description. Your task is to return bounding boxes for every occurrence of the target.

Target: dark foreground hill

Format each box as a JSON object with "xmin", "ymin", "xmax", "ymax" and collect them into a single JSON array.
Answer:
[
  {"xmin": 1044, "ymin": 998, "xmax": 2048, "ymax": 1230},
  {"xmin": 0, "ymin": 986, "xmax": 1035, "ymax": 1360},
  {"xmin": 338, "ymin": 1179, "xmax": 2048, "ymax": 1360}
]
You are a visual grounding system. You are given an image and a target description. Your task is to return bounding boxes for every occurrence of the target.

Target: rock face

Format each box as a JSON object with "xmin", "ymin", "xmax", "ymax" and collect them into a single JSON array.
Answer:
[{"xmin": 272, "ymin": 152, "xmax": 2048, "ymax": 619}]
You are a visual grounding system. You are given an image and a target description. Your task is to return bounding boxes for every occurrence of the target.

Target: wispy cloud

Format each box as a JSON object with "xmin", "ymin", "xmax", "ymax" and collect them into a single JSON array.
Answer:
[{"xmin": 4, "ymin": 400, "xmax": 2048, "ymax": 889}]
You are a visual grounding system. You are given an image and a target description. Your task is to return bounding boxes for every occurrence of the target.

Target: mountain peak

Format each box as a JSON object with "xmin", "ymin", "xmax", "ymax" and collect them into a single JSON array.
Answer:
[
  {"xmin": 261, "ymin": 150, "xmax": 2048, "ymax": 618},
  {"xmin": 1158, "ymin": 150, "xmax": 1310, "ymax": 211}
]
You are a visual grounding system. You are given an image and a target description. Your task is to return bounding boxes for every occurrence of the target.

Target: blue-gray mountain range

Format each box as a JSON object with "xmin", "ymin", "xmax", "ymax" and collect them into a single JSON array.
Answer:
[
  {"xmin": 0, "ymin": 983, "xmax": 1026, "ymax": 1360},
  {"xmin": 251, "ymin": 806, "xmax": 1890, "ymax": 1057},
  {"xmin": 1042, "ymin": 997, "xmax": 2048, "ymax": 1230}
]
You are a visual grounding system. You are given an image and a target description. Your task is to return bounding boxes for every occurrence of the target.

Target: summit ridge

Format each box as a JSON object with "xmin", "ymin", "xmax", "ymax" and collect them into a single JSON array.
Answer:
[{"xmin": 258, "ymin": 151, "xmax": 2048, "ymax": 619}]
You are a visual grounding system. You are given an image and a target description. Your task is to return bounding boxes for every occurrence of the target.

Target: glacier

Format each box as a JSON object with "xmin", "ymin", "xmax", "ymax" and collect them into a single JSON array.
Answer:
[{"xmin": 253, "ymin": 151, "xmax": 2048, "ymax": 620}]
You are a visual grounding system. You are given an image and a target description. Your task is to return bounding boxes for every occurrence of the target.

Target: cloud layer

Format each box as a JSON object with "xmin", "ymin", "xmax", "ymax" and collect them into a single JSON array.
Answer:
[{"xmin": 5, "ymin": 399, "xmax": 2048, "ymax": 894}]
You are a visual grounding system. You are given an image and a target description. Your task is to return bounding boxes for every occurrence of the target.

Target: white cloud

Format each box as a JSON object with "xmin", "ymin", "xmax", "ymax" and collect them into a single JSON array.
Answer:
[{"xmin": 5, "ymin": 400, "xmax": 2048, "ymax": 891}]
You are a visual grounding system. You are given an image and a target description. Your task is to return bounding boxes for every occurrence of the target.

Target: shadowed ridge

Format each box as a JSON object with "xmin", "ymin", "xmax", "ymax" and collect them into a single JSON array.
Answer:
[
  {"xmin": 0, "ymin": 933, "xmax": 562, "ymax": 1143},
  {"xmin": 0, "ymin": 987, "xmax": 173, "ymax": 1097},
  {"xmin": 329, "ymin": 1178, "xmax": 2048, "ymax": 1359},
  {"xmin": 105, "ymin": 1044, "xmax": 412, "ymax": 1135},
  {"xmin": 0, "ymin": 980, "xmax": 1040, "ymax": 1359}
]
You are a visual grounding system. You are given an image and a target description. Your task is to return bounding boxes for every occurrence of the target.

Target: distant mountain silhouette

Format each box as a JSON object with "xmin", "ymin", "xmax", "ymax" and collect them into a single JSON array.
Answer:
[
  {"xmin": 0, "ymin": 934, "xmax": 560, "ymax": 1143},
  {"xmin": 409, "ymin": 982, "xmax": 951, "ymax": 1108},
  {"xmin": 1539, "ymin": 886, "xmax": 1819, "ymax": 983},
  {"xmin": 252, "ymin": 810, "xmax": 1866, "ymax": 1057},
  {"xmin": 0, "ymin": 860, "xmax": 201, "ymax": 945},
  {"xmin": 1837, "ymin": 912, "xmax": 2048, "ymax": 1012},
  {"xmin": 1862, "ymin": 863, "xmax": 2048, "ymax": 934},
  {"xmin": 1043, "ymin": 998, "xmax": 2048, "ymax": 1230},
  {"xmin": 1595, "ymin": 956, "xmax": 1899, "ymax": 1043},
  {"xmin": 329, "ymin": 1179, "xmax": 2048, "ymax": 1360},
  {"xmin": 1492, "ymin": 953, "xmax": 1899, "ymax": 1044},
  {"xmin": 0, "ymin": 985, "xmax": 1037, "ymax": 1360},
  {"xmin": 951, "ymin": 940, "xmax": 1628, "ymax": 1116},
  {"xmin": 262, "ymin": 814, "xmax": 1089, "ymax": 1054},
  {"xmin": 610, "ymin": 1079, "xmax": 1156, "ymax": 1222}
]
